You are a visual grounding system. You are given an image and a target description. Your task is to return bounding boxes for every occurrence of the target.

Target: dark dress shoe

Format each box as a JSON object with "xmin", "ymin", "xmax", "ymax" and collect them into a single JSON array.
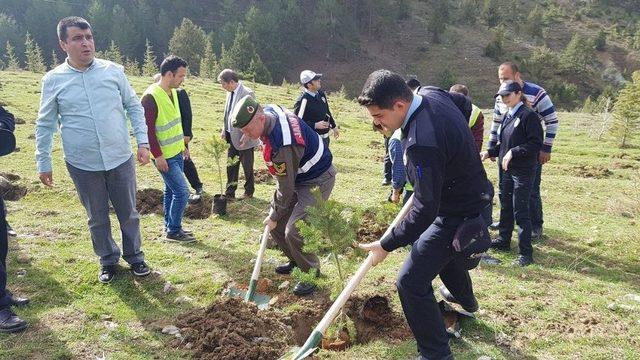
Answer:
[
  {"xmin": 439, "ymin": 285, "xmax": 478, "ymax": 313},
  {"xmin": 513, "ymin": 255, "xmax": 534, "ymax": 267},
  {"xmin": 293, "ymin": 282, "xmax": 316, "ymax": 296},
  {"xmin": 275, "ymin": 261, "xmax": 296, "ymax": 275},
  {"xmin": 490, "ymin": 238, "xmax": 510, "ymax": 251},
  {"xmin": 0, "ymin": 308, "xmax": 27, "ymax": 333},
  {"xmin": 5, "ymin": 291, "xmax": 29, "ymax": 307}
]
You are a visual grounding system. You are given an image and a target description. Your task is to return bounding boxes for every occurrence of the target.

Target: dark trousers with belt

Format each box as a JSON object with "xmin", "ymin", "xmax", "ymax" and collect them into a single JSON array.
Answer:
[
  {"xmin": 383, "ymin": 136, "xmax": 392, "ymax": 182},
  {"xmin": 498, "ymin": 166, "xmax": 535, "ymax": 257},
  {"xmin": 530, "ymin": 162, "xmax": 543, "ymax": 230},
  {"xmin": 225, "ymin": 132, "xmax": 255, "ymax": 197},
  {"xmin": 183, "ymin": 157, "xmax": 203, "ymax": 192},
  {"xmin": 397, "ymin": 216, "xmax": 476, "ymax": 360},
  {"xmin": 0, "ymin": 197, "xmax": 12, "ymax": 309}
]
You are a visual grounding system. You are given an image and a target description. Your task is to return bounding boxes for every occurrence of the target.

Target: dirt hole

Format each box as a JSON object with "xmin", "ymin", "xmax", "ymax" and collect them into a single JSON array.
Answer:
[
  {"xmin": 357, "ymin": 210, "xmax": 388, "ymax": 243},
  {"xmin": 571, "ymin": 165, "xmax": 613, "ymax": 179},
  {"xmin": 0, "ymin": 174, "xmax": 27, "ymax": 201},
  {"xmin": 136, "ymin": 188, "xmax": 214, "ymax": 219}
]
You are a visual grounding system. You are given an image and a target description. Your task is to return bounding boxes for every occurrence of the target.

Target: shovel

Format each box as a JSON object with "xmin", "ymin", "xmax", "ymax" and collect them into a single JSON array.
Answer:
[
  {"xmin": 283, "ymin": 195, "xmax": 415, "ymax": 360},
  {"xmin": 228, "ymin": 225, "xmax": 272, "ymax": 309}
]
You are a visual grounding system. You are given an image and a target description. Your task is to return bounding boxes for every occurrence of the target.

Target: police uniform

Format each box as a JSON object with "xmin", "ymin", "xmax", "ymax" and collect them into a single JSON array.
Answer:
[
  {"xmin": 381, "ymin": 89, "xmax": 489, "ymax": 359},
  {"xmin": 232, "ymin": 97, "xmax": 336, "ymax": 277},
  {"xmin": 293, "ymin": 89, "xmax": 337, "ymax": 147}
]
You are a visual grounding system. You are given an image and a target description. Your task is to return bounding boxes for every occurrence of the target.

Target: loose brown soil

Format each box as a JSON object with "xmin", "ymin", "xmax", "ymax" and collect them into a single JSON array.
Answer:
[
  {"xmin": 346, "ymin": 295, "xmax": 412, "ymax": 344},
  {"xmin": 0, "ymin": 175, "xmax": 27, "ymax": 201},
  {"xmin": 571, "ymin": 165, "xmax": 613, "ymax": 179},
  {"xmin": 357, "ymin": 210, "xmax": 387, "ymax": 243},
  {"xmin": 136, "ymin": 188, "xmax": 164, "ymax": 215},
  {"xmin": 184, "ymin": 194, "xmax": 213, "ymax": 219},
  {"xmin": 174, "ymin": 298, "xmax": 291, "ymax": 360},
  {"xmin": 0, "ymin": 172, "xmax": 20, "ymax": 181},
  {"xmin": 254, "ymin": 168, "xmax": 274, "ymax": 184}
]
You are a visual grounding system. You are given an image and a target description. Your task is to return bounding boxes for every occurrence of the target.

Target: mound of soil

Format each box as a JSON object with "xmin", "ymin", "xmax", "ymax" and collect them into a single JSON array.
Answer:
[
  {"xmin": 254, "ymin": 168, "xmax": 273, "ymax": 184},
  {"xmin": 184, "ymin": 194, "xmax": 213, "ymax": 219},
  {"xmin": 357, "ymin": 211, "xmax": 387, "ymax": 243},
  {"xmin": 572, "ymin": 165, "xmax": 613, "ymax": 179},
  {"xmin": 175, "ymin": 298, "xmax": 291, "ymax": 360},
  {"xmin": 346, "ymin": 295, "xmax": 412, "ymax": 344},
  {"xmin": 0, "ymin": 172, "xmax": 20, "ymax": 181},
  {"xmin": 0, "ymin": 175, "xmax": 27, "ymax": 201},
  {"xmin": 136, "ymin": 188, "xmax": 163, "ymax": 215}
]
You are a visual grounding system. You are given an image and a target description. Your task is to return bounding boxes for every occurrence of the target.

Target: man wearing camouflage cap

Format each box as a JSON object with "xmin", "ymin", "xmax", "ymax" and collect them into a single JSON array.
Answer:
[{"xmin": 232, "ymin": 95, "xmax": 337, "ymax": 296}]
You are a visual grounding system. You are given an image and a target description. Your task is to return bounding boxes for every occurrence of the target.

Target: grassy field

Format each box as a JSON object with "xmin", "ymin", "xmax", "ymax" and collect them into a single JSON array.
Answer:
[{"xmin": 0, "ymin": 69, "xmax": 639, "ymax": 360}]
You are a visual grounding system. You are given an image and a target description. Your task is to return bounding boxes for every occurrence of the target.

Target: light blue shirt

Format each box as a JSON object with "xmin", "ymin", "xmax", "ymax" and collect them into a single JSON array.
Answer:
[
  {"xmin": 304, "ymin": 88, "xmax": 318, "ymax": 97},
  {"xmin": 35, "ymin": 58, "xmax": 148, "ymax": 172},
  {"xmin": 507, "ymin": 101, "xmax": 524, "ymax": 118},
  {"xmin": 401, "ymin": 93, "xmax": 422, "ymax": 130}
]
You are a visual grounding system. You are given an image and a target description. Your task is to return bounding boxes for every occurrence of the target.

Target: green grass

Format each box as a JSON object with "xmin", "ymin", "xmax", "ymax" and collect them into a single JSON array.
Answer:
[{"xmin": 1, "ymin": 70, "xmax": 639, "ymax": 359}]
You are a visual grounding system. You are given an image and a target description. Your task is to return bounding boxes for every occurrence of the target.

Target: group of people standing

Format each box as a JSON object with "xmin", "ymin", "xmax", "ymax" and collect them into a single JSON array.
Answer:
[{"xmin": 1, "ymin": 14, "xmax": 559, "ymax": 360}]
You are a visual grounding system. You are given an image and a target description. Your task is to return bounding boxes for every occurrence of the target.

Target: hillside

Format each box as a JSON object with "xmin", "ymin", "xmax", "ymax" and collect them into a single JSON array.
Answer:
[
  {"xmin": 0, "ymin": 70, "xmax": 639, "ymax": 359},
  {"xmin": 2, "ymin": 0, "xmax": 640, "ymax": 110}
]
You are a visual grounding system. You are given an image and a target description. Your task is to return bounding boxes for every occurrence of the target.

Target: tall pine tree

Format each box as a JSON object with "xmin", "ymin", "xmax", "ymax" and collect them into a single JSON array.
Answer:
[
  {"xmin": 142, "ymin": 39, "xmax": 157, "ymax": 77},
  {"xmin": 5, "ymin": 41, "xmax": 20, "ymax": 71},
  {"xmin": 50, "ymin": 49, "xmax": 60, "ymax": 69},
  {"xmin": 611, "ymin": 71, "xmax": 640, "ymax": 148},
  {"xmin": 199, "ymin": 38, "xmax": 219, "ymax": 79},
  {"xmin": 24, "ymin": 32, "xmax": 46, "ymax": 73},
  {"xmin": 168, "ymin": 18, "xmax": 207, "ymax": 75}
]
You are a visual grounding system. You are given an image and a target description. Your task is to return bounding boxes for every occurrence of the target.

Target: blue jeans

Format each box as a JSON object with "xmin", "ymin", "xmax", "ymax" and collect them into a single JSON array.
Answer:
[
  {"xmin": 530, "ymin": 162, "xmax": 543, "ymax": 230},
  {"xmin": 158, "ymin": 154, "xmax": 189, "ymax": 234},
  {"xmin": 498, "ymin": 166, "xmax": 535, "ymax": 257}
]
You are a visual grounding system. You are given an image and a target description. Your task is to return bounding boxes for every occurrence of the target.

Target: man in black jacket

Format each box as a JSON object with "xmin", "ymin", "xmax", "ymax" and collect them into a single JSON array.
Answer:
[
  {"xmin": 0, "ymin": 105, "xmax": 29, "ymax": 333},
  {"xmin": 358, "ymin": 71, "xmax": 489, "ymax": 360},
  {"xmin": 293, "ymin": 70, "xmax": 339, "ymax": 147}
]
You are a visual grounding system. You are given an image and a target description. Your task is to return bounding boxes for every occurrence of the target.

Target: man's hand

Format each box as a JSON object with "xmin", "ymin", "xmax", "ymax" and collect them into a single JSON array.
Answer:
[
  {"xmin": 183, "ymin": 147, "xmax": 190, "ymax": 160},
  {"xmin": 480, "ymin": 151, "xmax": 490, "ymax": 161},
  {"xmin": 184, "ymin": 135, "xmax": 191, "ymax": 145},
  {"xmin": 39, "ymin": 172, "xmax": 53, "ymax": 187},
  {"xmin": 137, "ymin": 147, "xmax": 150, "ymax": 165},
  {"xmin": 502, "ymin": 149, "xmax": 513, "ymax": 171},
  {"xmin": 154, "ymin": 156, "xmax": 169, "ymax": 173},
  {"xmin": 390, "ymin": 189, "xmax": 401, "ymax": 203},
  {"xmin": 263, "ymin": 216, "xmax": 277, "ymax": 231},
  {"xmin": 539, "ymin": 150, "xmax": 551, "ymax": 165},
  {"xmin": 220, "ymin": 129, "xmax": 225, "ymax": 140},
  {"xmin": 315, "ymin": 121, "xmax": 330, "ymax": 130},
  {"xmin": 358, "ymin": 240, "xmax": 389, "ymax": 266},
  {"xmin": 333, "ymin": 127, "xmax": 340, "ymax": 139}
]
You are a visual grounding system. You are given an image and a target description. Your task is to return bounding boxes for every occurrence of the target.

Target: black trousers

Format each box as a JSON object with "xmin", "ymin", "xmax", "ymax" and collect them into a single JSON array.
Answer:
[
  {"xmin": 0, "ymin": 197, "xmax": 11, "ymax": 308},
  {"xmin": 383, "ymin": 136, "xmax": 392, "ymax": 181},
  {"xmin": 498, "ymin": 166, "xmax": 535, "ymax": 257},
  {"xmin": 225, "ymin": 132, "xmax": 255, "ymax": 197},
  {"xmin": 397, "ymin": 216, "xmax": 476, "ymax": 359},
  {"xmin": 183, "ymin": 157, "xmax": 203, "ymax": 191}
]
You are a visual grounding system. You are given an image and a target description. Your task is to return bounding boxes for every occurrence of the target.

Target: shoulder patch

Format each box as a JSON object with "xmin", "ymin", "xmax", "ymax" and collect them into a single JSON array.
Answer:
[{"xmin": 273, "ymin": 162, "xmax": 287, "ymax": 176}]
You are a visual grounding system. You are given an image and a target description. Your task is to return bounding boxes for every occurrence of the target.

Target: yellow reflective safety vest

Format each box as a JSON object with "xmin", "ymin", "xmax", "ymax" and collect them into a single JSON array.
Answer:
[
  {"xmin": 469, "ymin": 104, "xmax": 481, "ymax": 129},
  {"xmin": 144, "ymin": 84, "xmax": 185, "ymax": 159}
]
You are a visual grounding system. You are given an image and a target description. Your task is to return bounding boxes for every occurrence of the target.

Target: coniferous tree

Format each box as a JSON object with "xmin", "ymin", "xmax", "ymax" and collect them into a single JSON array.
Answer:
[
  {"xmin": 124, "ymin": 57, "xmax": 141, "ymax": 76},
  {"xmin": 481, "ymin": 0, "xmax": 501, "ymax": 28},
  {"xmin": 199, "ymin": 38, "xmax": 219, "ymax": 79},
  {"xmin": 4, "ymin": 41, "xmax": 20, "ymax": 70},
  {"xmin": 50, "ymin": 49, "xmax": 60, "ymax": 69},
  {"xmin": 24, "ymin": 32, "xmax": 46, "ymax": 73},
  {"xmin": 247, "ymin": 54, "xmax": 272, "ymax": 84},
  {"xmin": 220, "ymin": 23, "xmax": 255, "ymax": 73},
  {"xmin": 168, "ymin": 18, "xmax": 207, "ymax": 75},
  {"xmin": 102, "ymin": 40, "xmax": 123, "ymax": 64},
  {"xmin": 611, "ymin": 71, "xmax": 640, "ymax": 148},
  {"xmin": 524, "ymin": 6, "xmax": 544, "ymax": 38},
  {"xmin": 142, "ymin": 39, "xmax": 158, "ymax": 77}
]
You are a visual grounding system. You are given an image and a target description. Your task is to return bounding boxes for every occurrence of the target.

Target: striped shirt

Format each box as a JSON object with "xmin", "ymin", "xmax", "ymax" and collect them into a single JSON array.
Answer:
[{"xmin": 489, "ymin": 81, "xmax": 558, "ymax": 153}]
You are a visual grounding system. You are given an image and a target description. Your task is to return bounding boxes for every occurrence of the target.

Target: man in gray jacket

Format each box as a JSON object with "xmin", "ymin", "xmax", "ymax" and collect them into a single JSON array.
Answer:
[{"xmin": 218, "ymin": 69, "xmax": 260, "ymax": 199}]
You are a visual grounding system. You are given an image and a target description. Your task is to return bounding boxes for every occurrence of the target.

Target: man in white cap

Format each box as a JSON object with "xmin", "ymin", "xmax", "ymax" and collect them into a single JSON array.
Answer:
[{"xmin": 293, "ymin": 70, "xmax": 339, "ymax": 147}]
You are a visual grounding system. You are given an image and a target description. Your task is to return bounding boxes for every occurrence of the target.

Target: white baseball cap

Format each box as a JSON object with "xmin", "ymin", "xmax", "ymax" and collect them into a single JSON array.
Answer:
[{"xmin": 300, "ymin": 70, "xmax": 322, "ymax": 85}]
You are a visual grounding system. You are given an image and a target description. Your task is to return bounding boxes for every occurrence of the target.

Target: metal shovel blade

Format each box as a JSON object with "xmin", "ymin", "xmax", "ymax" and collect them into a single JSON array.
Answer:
[{"xmin": 226, "ymin": 286, "xmax": 271, "ymax": 309}]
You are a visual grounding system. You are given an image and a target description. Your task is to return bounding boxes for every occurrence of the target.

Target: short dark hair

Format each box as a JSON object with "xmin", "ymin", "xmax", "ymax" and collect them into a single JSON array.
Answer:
[
  {"xmin": 358, "ymin": 70, "xmax": 413, "ymax": 109},
  {"xmin": 449, "ymin": 84, "xmax": 469, "ymax": 96},
  {"xmin": 406, "ymin": 78, "xmax": 421, "ymax": 90},
  {"xmin": 160, "ymin": 55, "xmax": 187, "ymax": 75},
  {"xmin": 500, "ymin": 61, "xmax": 519, "ymax": 74},
  {"xmin": 57, "ymin": 16, "xmax": 92, "ymax": 42},
  {"xmin": 217, "ymin": 69, "xmax": 238, "ymax": 83}
]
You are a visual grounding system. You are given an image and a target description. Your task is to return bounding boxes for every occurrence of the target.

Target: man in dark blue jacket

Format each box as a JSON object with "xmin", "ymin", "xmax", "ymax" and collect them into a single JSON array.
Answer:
[
  {"xmin": 0, "ymin": 105, "xmax": 28, "ymax": 333},
  {"xmin": 358, "ymin": 70, "xmax": 489, "ymax": 360}
]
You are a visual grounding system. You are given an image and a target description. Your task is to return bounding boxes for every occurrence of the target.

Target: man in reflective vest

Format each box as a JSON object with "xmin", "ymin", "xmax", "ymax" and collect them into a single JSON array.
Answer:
[
  {"xmin": 232, "ymin": 95, "xmax": 337, "ymax": 296},
  {"xmin": 142, "ymin": 56, "xmax": 195, "ymax": 243}
]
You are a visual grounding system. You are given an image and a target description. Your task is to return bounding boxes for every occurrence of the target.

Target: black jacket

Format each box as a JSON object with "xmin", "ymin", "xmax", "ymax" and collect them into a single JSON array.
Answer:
[
  {"xmin": 0, "ymin": 106, "xmax": 16, "ymax": 156},
  {"xmin": 487, "ymin": 103, "xmax": 543, "ymax": 169},
  {"xmin": 293, "ymin": 90, "xmax": 336, "ymax": 135},
  {"xmin": 177, "ymin": 88, "xmax": 193, "ymax": 138},
  {"xmin": 380, "ymin": 88, "xmax": 490, "ymax": 252}
]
